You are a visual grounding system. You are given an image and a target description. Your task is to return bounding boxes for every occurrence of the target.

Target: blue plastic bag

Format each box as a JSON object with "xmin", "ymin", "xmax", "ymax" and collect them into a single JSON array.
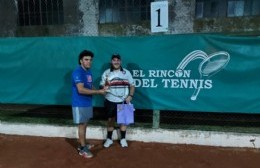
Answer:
[{"xmin": 117, "ymin": 103, "xmax": 135, "ymax": 125}]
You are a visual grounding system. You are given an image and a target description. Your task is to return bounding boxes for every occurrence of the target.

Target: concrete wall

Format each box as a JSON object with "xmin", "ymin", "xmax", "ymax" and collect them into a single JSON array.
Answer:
[
  {"xmin": 1, "ymin": 122, "xmax": 260, "ymax": 148},
  {"xmin": 167, "ymin": 0, "xmax": 195, "ymax": 34},
  {"xmin": 78, "ymin": 0, "xmax": 99, "ymax": 36},
  {"xmin": 194, "ymin": 16, "xmax": 260, "ymax": 35},
  {"xmin": 0, "ymin": 0, "xmax": 17, "ymax": 37},
  {"xmin": 98, "ymin": 0, "xmax": 195, "ymax": 36},
  {"xmin": 0, "ymin": 0, "xmax": 259, "ymax": 37},
  {"xmin": 15, "ymin": 0, "xmax": 83, "ymax": 37}
]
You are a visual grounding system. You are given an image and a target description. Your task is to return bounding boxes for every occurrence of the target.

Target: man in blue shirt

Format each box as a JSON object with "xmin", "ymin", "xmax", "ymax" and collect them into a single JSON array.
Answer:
[{"xmin": 72, "ymin": 50, "xmax": 106, "ymax": 158}]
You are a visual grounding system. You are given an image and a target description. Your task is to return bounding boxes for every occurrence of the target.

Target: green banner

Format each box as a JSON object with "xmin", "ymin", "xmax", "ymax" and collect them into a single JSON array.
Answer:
[{"xmin": 0, "ymin": 34, "xmax": 259, "ymax": 113}]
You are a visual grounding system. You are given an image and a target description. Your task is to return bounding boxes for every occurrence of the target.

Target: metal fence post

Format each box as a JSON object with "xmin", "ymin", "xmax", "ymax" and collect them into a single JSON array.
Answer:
[{"xmin": 153, "ymin": 110, "xmax": 160, "ymax": 128}]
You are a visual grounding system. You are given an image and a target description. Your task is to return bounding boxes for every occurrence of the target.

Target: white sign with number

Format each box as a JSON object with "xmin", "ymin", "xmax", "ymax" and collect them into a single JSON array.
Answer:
[{"xmin": 151, "ymin": 1, "xmax": 168, "ymax": 33}]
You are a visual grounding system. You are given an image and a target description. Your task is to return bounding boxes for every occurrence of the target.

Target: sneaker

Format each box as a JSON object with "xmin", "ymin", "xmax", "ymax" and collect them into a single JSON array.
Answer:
[
  {"xmin": 79, "ymin": 146, "xmax": 93, "ymax": 159},
  {"xmin": 77, "ymin": 144, "xmax": 94, "ymax": 151},
  {"xmin": 120, "ymin": 139, "xmax": 128, "ymax": 148},
  {"xmin": 103, "ymin": 138, "xmax": 113, "ymax": 148}
]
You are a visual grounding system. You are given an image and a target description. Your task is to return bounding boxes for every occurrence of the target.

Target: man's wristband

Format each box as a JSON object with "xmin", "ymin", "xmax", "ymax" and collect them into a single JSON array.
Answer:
[{"xmin": 128, "ymin": 95, "xmax": 133, "ymax": 98}]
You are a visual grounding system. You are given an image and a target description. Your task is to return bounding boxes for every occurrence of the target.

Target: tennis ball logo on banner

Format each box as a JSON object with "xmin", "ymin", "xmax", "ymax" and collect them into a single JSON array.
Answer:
[{"xmin": 132, "ymin": 50, "xmax": 230, "ymax": 101}]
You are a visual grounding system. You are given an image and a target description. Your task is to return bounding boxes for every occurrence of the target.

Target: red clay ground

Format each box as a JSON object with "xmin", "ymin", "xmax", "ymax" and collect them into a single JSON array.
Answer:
[{"xmin": 0, "ymin": 134, "xmax": 259, "ymax": 168}]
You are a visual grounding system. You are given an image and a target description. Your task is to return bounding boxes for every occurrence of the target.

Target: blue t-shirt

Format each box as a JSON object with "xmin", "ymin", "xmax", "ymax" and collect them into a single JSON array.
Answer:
[{"xmin": 72, "ymin": 66, "xmax": 93, "ymax": 107}]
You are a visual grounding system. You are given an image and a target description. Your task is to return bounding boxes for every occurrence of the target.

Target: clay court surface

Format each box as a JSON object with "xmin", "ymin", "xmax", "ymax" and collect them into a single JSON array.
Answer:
[{"xmin": 0, "ymin": 134, "xmax": 259, "ymax": 168}]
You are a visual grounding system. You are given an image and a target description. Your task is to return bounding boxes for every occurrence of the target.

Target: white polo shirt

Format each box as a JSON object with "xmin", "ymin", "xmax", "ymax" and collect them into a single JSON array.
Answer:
[{"xmin": 100, "ymin": 68, "xmax": 135, "ymax": 103}]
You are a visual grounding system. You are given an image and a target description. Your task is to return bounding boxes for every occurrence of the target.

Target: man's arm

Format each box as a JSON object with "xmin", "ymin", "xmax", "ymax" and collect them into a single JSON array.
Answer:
[
  {"xmin": 128, "ymin": 85, "xmax": 135, "ymax": 97},
  {"xmin": 76, "ymin": 83, "xmax": 105, "ymax": 95},
  {"xmin": 125, "ymin": 85, "xmax": 135, "ymax": 103}
]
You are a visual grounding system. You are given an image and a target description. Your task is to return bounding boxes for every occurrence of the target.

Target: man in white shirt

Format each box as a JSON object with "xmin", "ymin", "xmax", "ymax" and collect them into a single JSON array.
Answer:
[{"xmin": 100, "ymin": 54, "xmax": 135, "ymax": 148}]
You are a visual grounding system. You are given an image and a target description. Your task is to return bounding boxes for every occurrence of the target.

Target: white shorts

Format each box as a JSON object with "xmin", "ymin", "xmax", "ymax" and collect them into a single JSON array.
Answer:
[{"xmin": 72, "ymin": 107, "xmax": 93, "ymax": 124}]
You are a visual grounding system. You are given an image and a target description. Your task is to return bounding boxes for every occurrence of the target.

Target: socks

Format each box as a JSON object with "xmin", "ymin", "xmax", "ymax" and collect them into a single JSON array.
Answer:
[
  {"xmin": 120, "ymin": 131, "xmax": 126, "ymax": 139},
  {"xmin": 107, "ymin": 131, "xmax": 113, "ymax": 139},
  {"xmin": 107, "ymin": 130, "xmax": 126, "ymax": 139}
]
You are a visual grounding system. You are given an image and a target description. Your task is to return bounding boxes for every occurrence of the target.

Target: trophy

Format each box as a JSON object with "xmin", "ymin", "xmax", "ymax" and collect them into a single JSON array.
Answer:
[{"xmin": 104, "ymin": 74, "xmax": 111, "ymax": 93}]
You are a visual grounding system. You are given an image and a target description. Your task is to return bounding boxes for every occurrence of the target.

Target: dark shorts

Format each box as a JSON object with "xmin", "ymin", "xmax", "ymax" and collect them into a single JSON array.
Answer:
[{"xmin": 104, "ymin": 99, "xmax": 124, "ymax": 119}]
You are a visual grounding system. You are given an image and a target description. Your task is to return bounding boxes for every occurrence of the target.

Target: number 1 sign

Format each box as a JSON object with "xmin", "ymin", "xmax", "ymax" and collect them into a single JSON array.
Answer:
[{"xmin": 151, "ymin": 1, "xmax": 168, "ymax": 33}]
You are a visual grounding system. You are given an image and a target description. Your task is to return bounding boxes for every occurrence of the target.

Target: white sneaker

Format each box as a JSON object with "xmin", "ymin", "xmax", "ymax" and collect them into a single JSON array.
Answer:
[
  {"xmin": 103, "ymin": 138, "xmax": 113, "ymax": 148},
  {"xmin": 120, "ymin": 139, "xmax": 128, "ymax": 148}
]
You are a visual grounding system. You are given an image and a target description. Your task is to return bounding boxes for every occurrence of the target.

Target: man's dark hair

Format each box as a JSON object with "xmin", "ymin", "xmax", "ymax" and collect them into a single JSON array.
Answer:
[{"xmin": 78, "ymin": 50, "xmax": 94, "ymax": 64}]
